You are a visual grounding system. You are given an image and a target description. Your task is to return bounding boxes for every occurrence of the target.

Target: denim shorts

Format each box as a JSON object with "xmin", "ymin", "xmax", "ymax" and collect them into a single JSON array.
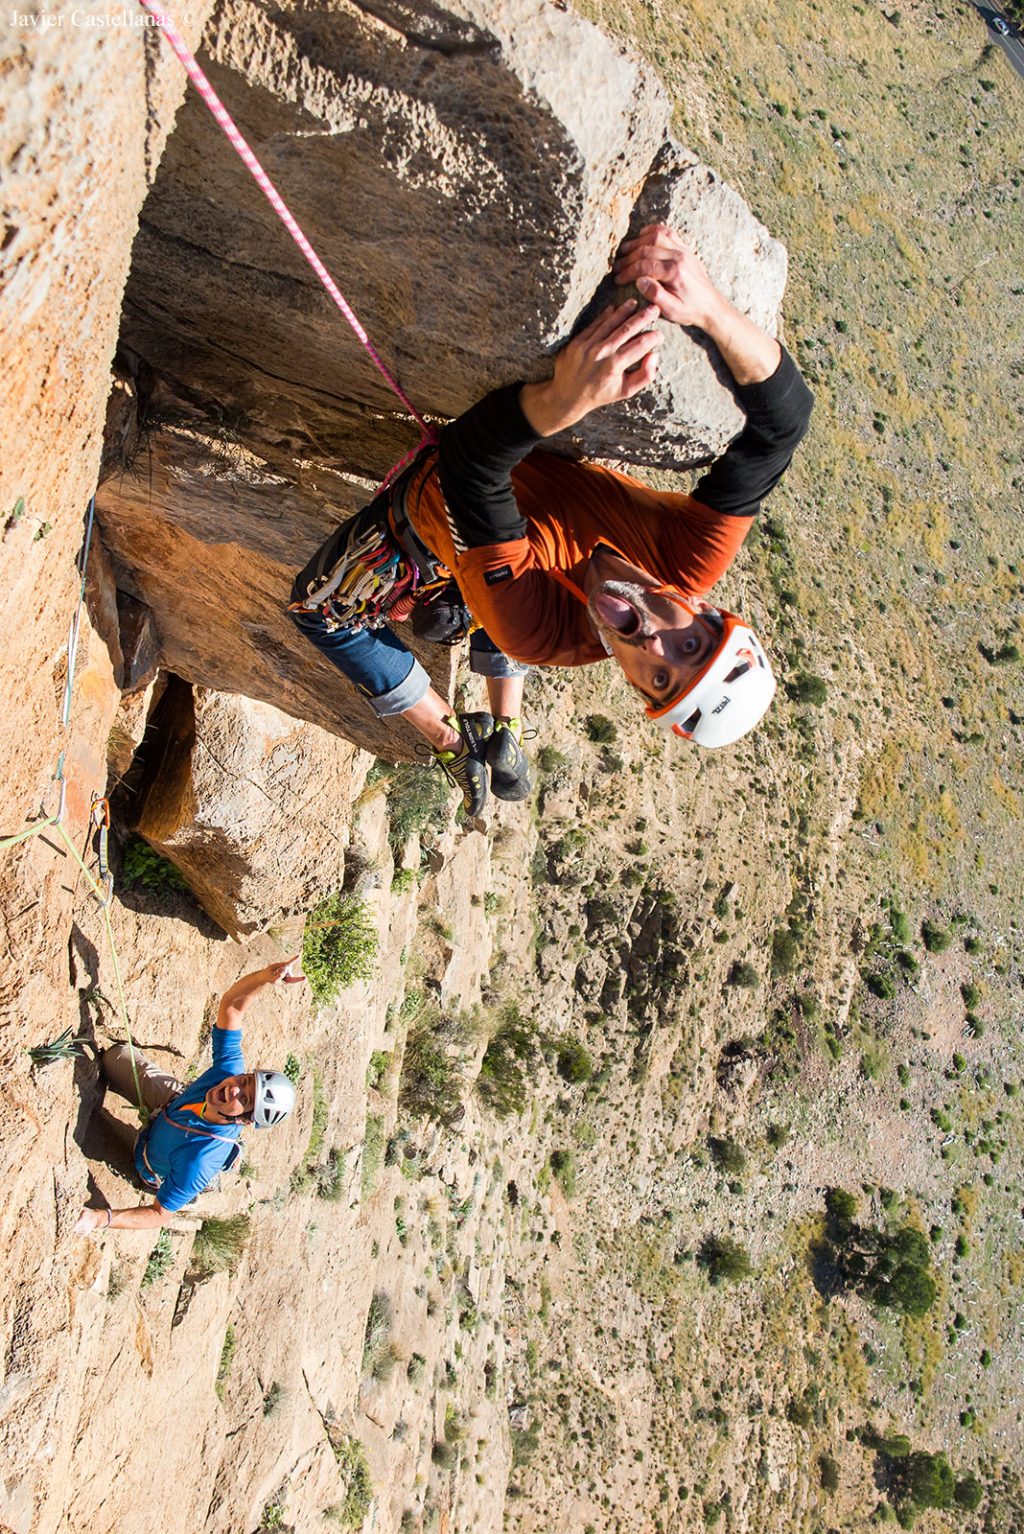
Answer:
[{"xmin": 290, "ymin": 507, "xmax": 528, "ymax": 717}]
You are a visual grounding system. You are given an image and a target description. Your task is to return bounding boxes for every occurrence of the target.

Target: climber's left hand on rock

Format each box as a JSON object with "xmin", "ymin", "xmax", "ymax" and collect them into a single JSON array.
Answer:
[{"xmin": 519, "ymin": 299, "xmax": 663, "ymax": 437}]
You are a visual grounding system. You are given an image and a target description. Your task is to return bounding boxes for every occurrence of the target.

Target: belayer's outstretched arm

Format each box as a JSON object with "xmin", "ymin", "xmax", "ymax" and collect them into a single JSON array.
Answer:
[{"xmin": 217, "ymin": 957, "xmax": 306, "ymax": 1030}]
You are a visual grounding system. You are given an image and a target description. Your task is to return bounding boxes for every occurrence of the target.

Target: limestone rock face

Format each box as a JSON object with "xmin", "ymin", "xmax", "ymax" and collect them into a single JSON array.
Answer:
[
  {"xmin": 115, "ymin": 0, "xmax": 789, "ymax": 476},
  {"xmin": 119, "ymin": 0, "xmax": 671, "ymax": 477},
  {"xmin": 134, "ymin": 682, "xmax": 369, "ymax": 938},
  {"xmin": 0, "ymin": 3, "xmax": 215, "ymax": 999},
  {"xmin": 1, "ymin": 23, "xmax": 214, "ymax": 1482},
  {"xmin": 0, "ymin": 0, "xmax": 214, "ymax": 831}
]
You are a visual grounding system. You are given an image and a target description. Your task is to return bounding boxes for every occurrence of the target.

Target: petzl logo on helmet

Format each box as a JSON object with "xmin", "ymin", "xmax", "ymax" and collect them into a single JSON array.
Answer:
[{"xmin": 646, "ymin": 609, "xmax": 777, "ymax": 749}]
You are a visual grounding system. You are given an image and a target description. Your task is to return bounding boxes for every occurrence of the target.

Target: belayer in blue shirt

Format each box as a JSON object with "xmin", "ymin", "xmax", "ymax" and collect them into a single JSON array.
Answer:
[{"xmin": 75, "ymin": 958, "xmax": 305, "ymax": 1234}]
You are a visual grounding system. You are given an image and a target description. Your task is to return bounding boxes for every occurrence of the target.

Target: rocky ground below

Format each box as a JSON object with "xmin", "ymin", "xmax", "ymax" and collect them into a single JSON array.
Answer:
[{"xmin": 3, "ymin": 632, "xmax": 1022, "ymax": 1534}]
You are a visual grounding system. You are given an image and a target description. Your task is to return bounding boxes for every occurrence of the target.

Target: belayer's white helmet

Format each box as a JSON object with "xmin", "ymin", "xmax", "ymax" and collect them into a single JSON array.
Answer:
[
  {"xmin": 646, "ymin": 607, "xmax": 776, "ymax": 749},
  {"xmin": 253, "ymin": 1070, "xmax": 296, "ymax": 1129}
]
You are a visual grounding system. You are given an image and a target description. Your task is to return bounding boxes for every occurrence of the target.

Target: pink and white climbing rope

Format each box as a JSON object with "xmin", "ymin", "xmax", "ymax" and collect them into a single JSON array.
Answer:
[{"xmin": 136, "ymin": 0, "xmax": 436, "ymax": 470}]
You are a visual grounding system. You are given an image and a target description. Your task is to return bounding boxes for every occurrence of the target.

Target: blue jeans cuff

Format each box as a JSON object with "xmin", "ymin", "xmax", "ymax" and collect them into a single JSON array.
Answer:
[
  {"xmin": 368, "ymin": 658, "xmax": 431, "ymax": 716},
  {"xmin": 469, "ymin": 649, "xmax": 531, "ymax": 680}
]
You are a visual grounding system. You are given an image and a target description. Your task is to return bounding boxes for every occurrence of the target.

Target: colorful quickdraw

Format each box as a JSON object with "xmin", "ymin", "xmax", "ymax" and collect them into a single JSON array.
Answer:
[
  {"xmin": 91, "ymin": 796, "xmax": 113, "ymax": 909},
  {"xmin": 288, "ymin": 523, "xmax": 421, "ymax": 633}
]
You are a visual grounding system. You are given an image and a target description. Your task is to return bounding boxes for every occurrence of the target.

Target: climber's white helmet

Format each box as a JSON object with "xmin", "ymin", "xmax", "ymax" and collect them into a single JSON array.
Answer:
[
  {"xmin": 645, "ymin": 606, "xmax": 776, "ymax": 748},
  {"xmin": 253, "ymin": 1070, "xmax": 296, "ymax": 1129}
]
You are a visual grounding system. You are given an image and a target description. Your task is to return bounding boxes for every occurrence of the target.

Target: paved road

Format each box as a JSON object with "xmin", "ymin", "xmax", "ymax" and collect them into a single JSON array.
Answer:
[{"xmin": 972, "ymin": 3, "xmax": 1024, "ymax": 80}]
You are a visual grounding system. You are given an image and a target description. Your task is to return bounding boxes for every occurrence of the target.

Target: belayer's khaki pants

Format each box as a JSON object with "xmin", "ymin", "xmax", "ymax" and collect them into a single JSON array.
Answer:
[{"xmin": 101, "ymin": 1044, "xmax": 184, "ymax": 1116}]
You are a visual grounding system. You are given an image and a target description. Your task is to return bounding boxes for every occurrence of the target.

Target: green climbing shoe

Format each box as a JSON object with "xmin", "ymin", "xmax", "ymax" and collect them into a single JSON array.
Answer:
[
  {"xmin": 486, "ymin": 717, "xmax": 534, "ymax": 802},
  {"xmin": 432, "ymin": 712, "xmax": 494, "ymax": 816}
]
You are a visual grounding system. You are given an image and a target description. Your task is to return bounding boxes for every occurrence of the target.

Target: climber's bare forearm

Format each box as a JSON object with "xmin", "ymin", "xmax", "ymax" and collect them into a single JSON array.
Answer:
[
  {"xmin": 75, "ymin": 1201, "xmax": 169, "ymax": 1234},
  {"xmin": 698, "ymin": 292, "xmax": 781, "ymax": 386}
]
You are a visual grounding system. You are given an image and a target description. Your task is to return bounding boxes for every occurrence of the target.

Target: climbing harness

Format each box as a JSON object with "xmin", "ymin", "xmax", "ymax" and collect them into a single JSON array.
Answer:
[
  {"xmin": 390, "ymin": 464, "xmax": 480, "ymax": 643},
  {"xmin": 289, "ymin": 523, "xmax": 469, "ymax": 640},
  {"xmin": 135, "ymin": 0, "xmax": 439, "ymax": 489},
  {"xmin": 289, "ymin": 517, "xmax": 422, "ymax": 634},
  {"xmin": 288, "ymin": 450, "xmax": 474, "ymax": 640},
  {"xmin": 136, "ymin": 1102, "xmax": 243, "ymax": 1190}
]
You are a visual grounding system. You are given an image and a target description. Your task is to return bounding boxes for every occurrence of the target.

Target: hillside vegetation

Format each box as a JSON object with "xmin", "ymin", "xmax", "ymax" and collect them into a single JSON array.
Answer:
[{"xmin": 478, "ymin": 1, "xmax": 1024, "ymax": 1529}]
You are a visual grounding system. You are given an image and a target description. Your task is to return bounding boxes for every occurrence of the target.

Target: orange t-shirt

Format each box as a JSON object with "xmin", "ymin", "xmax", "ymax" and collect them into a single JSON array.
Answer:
[{"xmin": 403, "ymin": 448, "xmax": 753, "ymax": 667}]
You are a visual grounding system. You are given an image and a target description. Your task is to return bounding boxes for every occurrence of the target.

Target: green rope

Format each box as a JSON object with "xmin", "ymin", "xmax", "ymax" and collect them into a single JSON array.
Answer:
[
  {"xmin": 0, "ymin": 815, "xmax": 59, "ymax": 852},
  {"xmin": 0, "ymin": 499, "xmax": 147, "ymax": 1119},
  {"xmin": 51, "ymin": 820, "xmax": 147, "ymax": 1120}
]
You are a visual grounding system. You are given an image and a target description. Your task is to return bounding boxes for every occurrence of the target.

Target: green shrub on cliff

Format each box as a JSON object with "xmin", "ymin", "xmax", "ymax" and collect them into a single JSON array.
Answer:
[
  {"xmin": 191, "ymin": 1214, "xmax": 252, "ymax": 1278},
  {"xmin": 556, "ymin": 1039, "xmax": 593, "ymax": 1084},
  {"xmin": 140, "ymin": 1229, "xmax": 173, "ymax": 1288},
  {"xmin": 383, "ymin": 762, "xmax": 449, "ymax": 850},
  {"xmin": 399, "ymin": 1007, "xmax": 470, "ymax": 1124},
  {"xmin": 328, "ymin": 1435, "xmax": 373, "ymax": 1527},
  {"xmin": 478, "ymin": 1004, "xmax": 536, "ymax": 1117},
  {"xmin": 697, "ymin": 1234, "xmax": 752, "ymax": 1285},
  {"xmin": 303, "ymin": 892, "xmax": 378, "ymax": 1004}
]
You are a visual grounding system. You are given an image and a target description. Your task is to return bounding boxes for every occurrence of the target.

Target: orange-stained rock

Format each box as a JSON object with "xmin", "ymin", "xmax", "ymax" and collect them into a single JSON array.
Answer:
[
  {"xmin": 134, "ymin": 683, "xmax": 371, "ymax": 938},
  {"xmin": 95, "ymin": 404, "xmax": 458, "ymax": 760}
]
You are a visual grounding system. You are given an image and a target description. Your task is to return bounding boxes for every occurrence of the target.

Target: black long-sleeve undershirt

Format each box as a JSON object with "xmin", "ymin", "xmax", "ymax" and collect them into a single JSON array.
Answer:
[
  {"xmin": 691, "ymin": 348, "xmax": 814, "ymax": 515},
  {"xmin": 437, "ymin": 347, "xmax": 813, "ymax": 551},
  {"xmin": 437, "ymin": 383, "xmax": 537, "ymax": 551}
]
